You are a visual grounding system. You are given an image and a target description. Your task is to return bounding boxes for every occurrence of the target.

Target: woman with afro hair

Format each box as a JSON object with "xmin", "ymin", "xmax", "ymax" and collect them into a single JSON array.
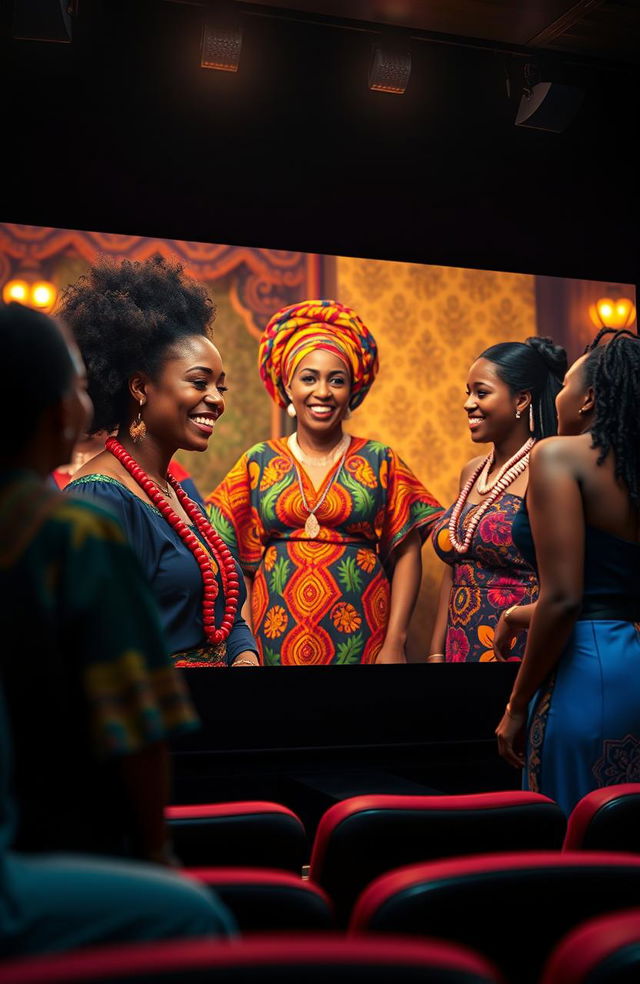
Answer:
[
  {"xmin": 496, "ymin": 328, "xmax": 640, "ymax": 814},
  {"xmin": 61, "ymin": 254, "xmax": 258, "ymax": 668}
]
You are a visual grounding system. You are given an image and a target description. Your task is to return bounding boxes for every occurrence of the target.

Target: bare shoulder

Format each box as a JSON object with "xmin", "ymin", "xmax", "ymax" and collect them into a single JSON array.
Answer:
[
  {"xmin": 530, "ymin": 434, "xmax": 592, "ymax": 470},
  {"xmin": 72, "ymin": 449, "xmax": 124, "ymax": 481},
  {"xmin": 459, "ymin": 455, "xmax": 485, "ymax": 487}
]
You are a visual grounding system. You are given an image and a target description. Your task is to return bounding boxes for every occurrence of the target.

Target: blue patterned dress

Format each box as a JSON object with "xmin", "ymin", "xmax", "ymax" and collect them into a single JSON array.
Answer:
[
  {"xmin": 512, "ymin": 499, "xmax": 640, "ymax": 815},
  {"xmin": 431, "ymin": 493, "xmax": 538, "ymax": 662}
]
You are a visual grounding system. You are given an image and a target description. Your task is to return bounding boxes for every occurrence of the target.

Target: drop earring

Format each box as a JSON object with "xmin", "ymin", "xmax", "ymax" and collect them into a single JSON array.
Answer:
[
  {"xmin": 286, "ymin": 403, "xmax": 297, "ymax": 419},
  {"xmin": 129, "ymin": 400, "xmax": 147, "ymax": 442},
  {"xmin": 529, "ymin": 403, "xmax": 535, "ymax": 433},
  {"xmin": 515, "ymin": 409, "xmax": 521, "ymax": 419}
]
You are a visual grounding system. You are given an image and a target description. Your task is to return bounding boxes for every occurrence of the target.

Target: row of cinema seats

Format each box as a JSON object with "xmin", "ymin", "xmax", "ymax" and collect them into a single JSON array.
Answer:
[
  {"xmin": 5, "ymin": 913, "xmax": 640, "ymax": 984},
  {"xmin": 2, "ymin": 783, "xmax": 639, "ymax": 983}
]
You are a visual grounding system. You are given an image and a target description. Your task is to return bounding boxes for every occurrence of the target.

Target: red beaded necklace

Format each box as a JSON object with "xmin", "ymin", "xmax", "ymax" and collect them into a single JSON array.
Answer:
[{"xmin": 105, "ymin": 437, "xmax": 239, "ymax": 646}]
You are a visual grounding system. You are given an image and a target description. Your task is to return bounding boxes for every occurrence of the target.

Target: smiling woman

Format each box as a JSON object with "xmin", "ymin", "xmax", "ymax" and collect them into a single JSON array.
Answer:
[
  {"xmin": 428, "ymin": 337, "xmax": 567, "ymax": 664},
  {"xmin": 207, "ymin": 298, "xmax": 444, "ymax": 665},
  {"xmin": 59, "ymin": 255, "xmax": 258, "ymax": 668}
]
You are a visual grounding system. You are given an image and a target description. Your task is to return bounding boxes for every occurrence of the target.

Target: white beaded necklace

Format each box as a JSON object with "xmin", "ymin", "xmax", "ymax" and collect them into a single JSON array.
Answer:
[{"xmin": 448, "ymin": 437, "xmax": 535, "ymax": 555}]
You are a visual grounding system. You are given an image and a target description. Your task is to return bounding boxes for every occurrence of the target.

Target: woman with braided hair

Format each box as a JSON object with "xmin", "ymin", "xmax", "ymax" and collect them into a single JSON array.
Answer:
[
  {"xmin": 496, "ymin": 328, "xmax": 640, "ymax": 814},
  {"xmin": 207, "ymin": 299, "xmax": 443, "ymax": 665}
]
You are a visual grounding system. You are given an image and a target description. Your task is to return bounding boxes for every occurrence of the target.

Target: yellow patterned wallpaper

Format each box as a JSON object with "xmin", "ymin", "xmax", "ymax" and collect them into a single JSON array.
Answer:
[{"xmin": 336, "ymin": 257, "xmax": 536, "ymax": 660}]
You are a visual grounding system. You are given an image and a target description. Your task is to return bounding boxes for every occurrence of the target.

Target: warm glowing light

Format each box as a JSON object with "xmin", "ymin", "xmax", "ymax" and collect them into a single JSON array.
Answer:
[
  {"xmin": 2, "ymin": 277, "xmax": 57, "ymax": 312},
  {"xmin": 589, "ymin": 296, "xmax": 637, "ymax": 330},
  {"xmin": 201, "ymin": 22, "xmax": 242, "ymax": 71},
  {"xmin": 368, "ymin": 47, "xmax": 412, "ymax": 94},
  {"xmin": 31, "ymin": 281, "xmax": 57, "ymax": 310},
  {"xmin": 2, "ymin": 279, "xmax": 29, "ymax": 304}
]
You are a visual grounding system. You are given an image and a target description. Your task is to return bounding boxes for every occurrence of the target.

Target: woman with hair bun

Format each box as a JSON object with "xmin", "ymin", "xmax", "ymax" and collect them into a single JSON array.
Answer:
[
  {"xmin": 496, "ymin": 329, "xmax": 640, "ymax": 813},
  {"xmin": 428, "ymin": 336, "xmax": 567, "ymax": 663},
  {"xmin": 60, "ymin": 254, "xmax": 258, "ymax": 668}
]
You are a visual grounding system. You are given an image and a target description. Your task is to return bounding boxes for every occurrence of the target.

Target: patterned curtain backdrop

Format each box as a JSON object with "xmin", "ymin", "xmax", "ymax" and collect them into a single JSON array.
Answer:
[
  {"xmin": 0, "ymin": 223, "xmax": 321, "ymax": 494},
  {"xmin": 336, "ymin": 256, "xmax": 537, "ymax": 660}
]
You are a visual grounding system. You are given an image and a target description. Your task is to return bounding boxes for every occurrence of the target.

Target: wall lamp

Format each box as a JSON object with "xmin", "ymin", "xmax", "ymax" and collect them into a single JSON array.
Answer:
[
  {"xmin": 2, "ymin": 275, "xmax": 58, "ymax": 313},
  {"xmin": 589, "ymin": 295, "xmax": 637, "ymax": 331}
]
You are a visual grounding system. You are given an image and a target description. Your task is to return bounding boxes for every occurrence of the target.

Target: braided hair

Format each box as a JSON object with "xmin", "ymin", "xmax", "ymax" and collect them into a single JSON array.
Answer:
[{"xmin": 583, "ymin": 327, "xmax": 640, "ymax": 509}]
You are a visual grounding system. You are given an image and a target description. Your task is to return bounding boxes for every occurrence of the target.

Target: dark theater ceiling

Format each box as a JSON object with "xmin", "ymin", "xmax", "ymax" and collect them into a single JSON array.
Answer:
[
  {"xmin": 3, "ymin": 0, "xmax": 639, "ymax": 282},
  {"xmin": 232, "ymin": 0, "xmax": 639, "ymax": 64}
]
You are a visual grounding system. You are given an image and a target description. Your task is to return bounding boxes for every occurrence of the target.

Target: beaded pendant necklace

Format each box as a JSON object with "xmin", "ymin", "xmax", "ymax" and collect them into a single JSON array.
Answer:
[
  {"xmin": 105, "ymin": 438, "xmax": 239, "ymax": 645},
  {"xmin": 291, "ymin": 438, "xmax": 351, "ymax": 538},
  {"xmin": 448, "ymin": 437, "xmax": 535, "ymax": 555}
]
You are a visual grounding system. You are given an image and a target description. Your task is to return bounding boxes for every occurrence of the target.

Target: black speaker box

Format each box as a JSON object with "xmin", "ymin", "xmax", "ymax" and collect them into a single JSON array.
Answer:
[
  {"xmin": 515, "ymin": 82, "xmax": 584, "ymax": 133},
  {"xmin": 12, "ymin": 0, "xmax": 73, "ymax": 43}
]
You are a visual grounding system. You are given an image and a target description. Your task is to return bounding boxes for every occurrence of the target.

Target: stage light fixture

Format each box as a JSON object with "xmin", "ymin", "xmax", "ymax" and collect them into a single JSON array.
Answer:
[
  {"xmin": 11, "ymin": 0, "xmax": 78, "ymax": 43},
  {"xmin": 514, "ymin": 63, "xmax": 583, "ymax": 133},
  {"xmin": 368, "ymin": 46, "xmax": 411, "ymax": 94},
  {"xmin": 201, "ymin": 13, "xmax": 242, "ymax": 72}
]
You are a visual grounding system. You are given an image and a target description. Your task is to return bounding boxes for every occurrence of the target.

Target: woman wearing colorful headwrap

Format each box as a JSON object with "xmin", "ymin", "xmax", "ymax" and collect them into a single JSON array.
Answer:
[{"xmin": 207, "ymin": 299, "xmax": 443, "ymax": 665}]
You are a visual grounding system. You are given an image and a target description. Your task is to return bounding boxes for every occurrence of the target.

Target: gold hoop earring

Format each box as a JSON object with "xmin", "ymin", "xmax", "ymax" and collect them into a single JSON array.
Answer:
[{"xmin": 129, "ymin": 400, "xmax": 147, "ymax": 442}]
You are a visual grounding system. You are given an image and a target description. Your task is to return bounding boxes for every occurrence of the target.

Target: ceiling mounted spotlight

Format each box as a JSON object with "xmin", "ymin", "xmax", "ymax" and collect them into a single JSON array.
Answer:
[
  {"xmin": 368, "ymin": 46, "xmax": 411, "ymax": 94},
  {"xmin": 514, "ymin": 63, "xmax": 584, "ymax": 133},
  {"xmin": 201, "ymin": 6, "xmax": 242, "ymax": 72},
  {"xmin": 11, "ymin": 0, "xmax": 79, "ymax": 43}
]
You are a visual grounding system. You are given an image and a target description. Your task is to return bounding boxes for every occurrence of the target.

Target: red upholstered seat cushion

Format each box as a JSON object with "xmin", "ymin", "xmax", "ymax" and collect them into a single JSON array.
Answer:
[
  {"xmin": 540, "ymin": 907, "xmax": 640, "ymax": 984},
  {"xmin": 563, "ymin": 783, "xmax": 640, "ymax": 851},
  {"xmin": 349, "ymin": 850, "xmax": 640, "ymax": 984},
  {"xmin": 309, "ymin": 790, "xmax": 566, "ymax": 924},
  {"xmin": 184, "ymin": 867, "xmax": 334, "ymax": 932},
  {"xmin": 0, "ymin": 933, "xmax": 503, "ymax": 983},
  {"xmin": 166, "ymin": 801, "xmax": 307, "ymax": 871}
]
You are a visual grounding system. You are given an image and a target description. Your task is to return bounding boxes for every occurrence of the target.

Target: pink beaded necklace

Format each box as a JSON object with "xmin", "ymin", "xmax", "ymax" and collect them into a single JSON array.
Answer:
[
  {"xmin": 105, "ymin": 437, "xmax": 239, "ymax": 646},
  {"xmin": 448, "ymin": 437, "xmax": 535, "ymax": 554}
]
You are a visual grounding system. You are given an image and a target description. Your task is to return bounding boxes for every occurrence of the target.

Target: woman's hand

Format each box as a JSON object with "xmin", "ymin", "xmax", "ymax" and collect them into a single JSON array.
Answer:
[
  {"xmin": 495, "ymin": 703, "xmax": 527, "ymax": 768},
  {"xmin": 375, "ymin": 644, "xmax": 407, "ymax": 664},
  {"xmin": 493, "ymin": 610, "xmax": 519, "ymax": 661},
  {"xmin": 231, "ymin": 651, "xmax": 260, "ymax": 667}
]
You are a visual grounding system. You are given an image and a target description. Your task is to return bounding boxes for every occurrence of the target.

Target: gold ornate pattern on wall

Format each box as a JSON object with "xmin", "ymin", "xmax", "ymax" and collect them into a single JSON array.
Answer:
[{"xmin": 336, "ymin": 256, "xmax": 536, "ymax": 660}]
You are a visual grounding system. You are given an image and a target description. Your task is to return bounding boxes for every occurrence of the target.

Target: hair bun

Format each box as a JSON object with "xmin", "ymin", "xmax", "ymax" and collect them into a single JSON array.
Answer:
[{"xmin": 526, "ymin": 335, "xmax": 568, "ymax": 380}]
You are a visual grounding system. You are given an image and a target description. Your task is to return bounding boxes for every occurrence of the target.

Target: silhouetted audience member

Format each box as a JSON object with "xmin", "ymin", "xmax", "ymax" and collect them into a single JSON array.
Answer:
[{"xmin": 0, "ymin": 300, "xmax": 236, "ymax": 955}]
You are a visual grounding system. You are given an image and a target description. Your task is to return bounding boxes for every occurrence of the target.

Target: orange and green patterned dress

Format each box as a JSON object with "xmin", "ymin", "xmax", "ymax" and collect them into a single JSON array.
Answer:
[{"xmin": 207, "ymin": 437, "xmax": 443, "ymax": 665}]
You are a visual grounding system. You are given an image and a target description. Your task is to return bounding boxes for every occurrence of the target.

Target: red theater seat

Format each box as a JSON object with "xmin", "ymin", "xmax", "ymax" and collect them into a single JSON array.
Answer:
[
  {"xmin": 308, "ymin": 790, "xmax": 566, "ymax": 923},
  {"xmin": 540, "ymin": 908, "xmax": 640, "ymax": 984},
  {"xmin": 165, "ymin": 801, "xmax": 307, "ymax": 871},
  {"xmin": 563, "ymin": 784, "xmax": 640, "ymax": 853},
  {"xmin": 185, "ymin": 867, "xmax": 335, "ymax": 932},
  {"xmin": 0, "ymin": 934, "xmax": 503, "ymax": 983},
  {"xmin": 349, "ymin": 851, "xmax": 640, "ymax": 984}
]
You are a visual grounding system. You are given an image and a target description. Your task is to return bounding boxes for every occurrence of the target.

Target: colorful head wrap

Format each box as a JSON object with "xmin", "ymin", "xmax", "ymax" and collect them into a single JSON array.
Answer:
[{"xmin": 258, "ymin": 299, "xmax": 379, "ymax": 410}]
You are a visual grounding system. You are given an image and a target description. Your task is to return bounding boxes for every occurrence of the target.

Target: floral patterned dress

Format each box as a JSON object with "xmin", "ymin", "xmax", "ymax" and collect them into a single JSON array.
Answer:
[
  {"xmin": 207, "ymin": 437, "xmax": 443, "ymax": 665},
  {"xmin": 431, "ymin": 493, "xmax": 538, "ymax": 662}
]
